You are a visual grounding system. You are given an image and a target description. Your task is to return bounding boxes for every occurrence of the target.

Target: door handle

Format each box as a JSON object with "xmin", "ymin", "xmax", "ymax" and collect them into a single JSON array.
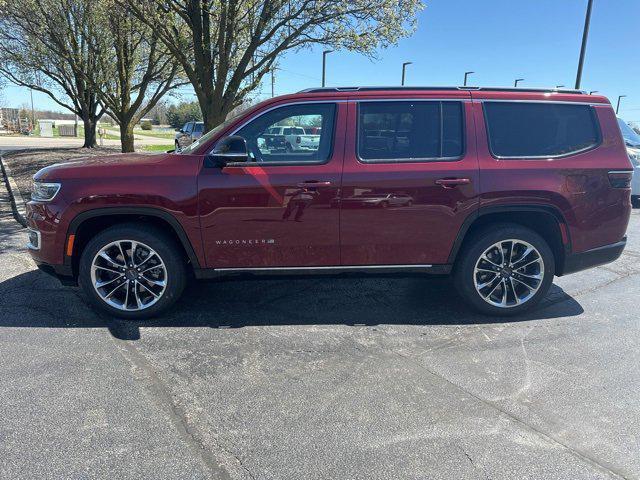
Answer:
[
  {"xmin": 298, "ymin": 180, "xmax": 332, "ymax": 187},
  {"xmin": 435, "ymin": 178, "xmax": 471, "ymax": 188}
]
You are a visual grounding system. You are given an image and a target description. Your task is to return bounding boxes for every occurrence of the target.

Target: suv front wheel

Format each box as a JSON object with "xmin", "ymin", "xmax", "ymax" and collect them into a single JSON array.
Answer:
[
  {"xmin": 454, "ymin": 224, "xmax": 555, "ymax": 316},
  {"xmin": 78, "ymin": 224, "xmax": 187, "ymax": 319}
]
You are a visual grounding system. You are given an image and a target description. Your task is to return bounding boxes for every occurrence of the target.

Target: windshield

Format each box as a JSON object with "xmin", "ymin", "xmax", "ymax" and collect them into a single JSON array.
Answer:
[
  {"xmin": 178, "ymin": 116, "xmax": 240, "ymax": 154},
  {"xmin": 617, "ymin": 118, "xmax": 640, "ymax": 147}
]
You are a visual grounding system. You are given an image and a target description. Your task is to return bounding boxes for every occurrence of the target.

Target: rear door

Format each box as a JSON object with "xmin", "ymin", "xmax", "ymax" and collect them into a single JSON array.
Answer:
[
  {"xmin": 198, "ymin": 101, "xmax": 346, "ymax": 268},
  {"xmin": 339, "ymin": 93, "xmax": 479, "ymax": 266}
]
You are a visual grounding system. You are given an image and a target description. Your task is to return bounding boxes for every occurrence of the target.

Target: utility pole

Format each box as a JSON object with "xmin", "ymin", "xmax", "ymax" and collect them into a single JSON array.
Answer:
[
  {"xmin": 464, "ymin": 71, "xmax": 474, "ymax": 86},
  {"xmin": 616, "ymin": 95, "xmax": 626, "ymax": 115},
  {"xmin": 401, "ymin": 62, "xmax": 413, "ymax": 86},
  {"xmin": 322, "ymin": 50, "xmax": 333, "ymax": 88},
  {"xmin": 514, "ymin": 78, "xmax": 524, "ymax": 87},
  {"xmin": 271, "ymin": 69, "xmax": 275, "ymax": 98},
  {"xmin": 575, "ymin": 0, "xmax": 594, "ymax": 89},
  {"xmin": 30, "ymin": 88, "xmax": 35, "ymax": 132}
]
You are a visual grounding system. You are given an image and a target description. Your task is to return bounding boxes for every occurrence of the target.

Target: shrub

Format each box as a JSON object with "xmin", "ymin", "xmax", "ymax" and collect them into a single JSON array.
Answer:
[{"xmin": 140, "ymin": 120, "xmax": 153, "ymax": 130}]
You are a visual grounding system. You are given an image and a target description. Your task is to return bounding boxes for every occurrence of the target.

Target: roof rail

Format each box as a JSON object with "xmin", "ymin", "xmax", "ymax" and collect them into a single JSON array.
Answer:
[{"xmin": 298, "ymin": 86, "xmax": 588, "ymax": 95}]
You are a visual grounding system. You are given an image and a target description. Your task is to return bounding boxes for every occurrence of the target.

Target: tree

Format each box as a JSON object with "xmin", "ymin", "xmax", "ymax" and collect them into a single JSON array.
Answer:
[
  {"xmin": 0, "ymin": 0, "xmax": 105, "ymax": 147},
  {"xmin": 124, "ymin": 0, "xmax": 424, "ymax": 132},
  {"xmin": 166, "ymin": 101, "xmax": 202, "ymax": 128},
  {"xmin": 86, "ymin": 0, "xmax": 185, "ymax": 152}
]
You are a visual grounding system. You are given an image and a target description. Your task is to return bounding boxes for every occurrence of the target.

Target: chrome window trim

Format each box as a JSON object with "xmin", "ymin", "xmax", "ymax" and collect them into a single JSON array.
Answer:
[
  {"xmin": 211, "ymin": 100, "xmax": 344, "ymax": 166},
  {"xmin": 482, "ymin": 100, "xmax": 603, "ymax": 160},
  {"xmin": 355, "ymin": 99, "xmax": 467, "ymax": 164}
]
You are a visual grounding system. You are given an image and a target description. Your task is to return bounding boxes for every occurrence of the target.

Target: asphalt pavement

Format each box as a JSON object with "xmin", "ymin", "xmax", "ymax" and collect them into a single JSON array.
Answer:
[{"xmin": 1, "ymin": 173, "xmax": 639, "ymax": 479}]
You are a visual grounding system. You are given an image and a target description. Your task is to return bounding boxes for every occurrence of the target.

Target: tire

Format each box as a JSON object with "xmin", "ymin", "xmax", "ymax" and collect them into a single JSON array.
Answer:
[
  {"xmin": 454, "ymin": 224, "xmax": 555, "ymax": 316},
  {"xmin": 632, "ymin": 196, "xmax": 640, "ymax": 209},
  {"xmin": 78, "ymin": 223, "xmax": 187, "ymax": 320}
]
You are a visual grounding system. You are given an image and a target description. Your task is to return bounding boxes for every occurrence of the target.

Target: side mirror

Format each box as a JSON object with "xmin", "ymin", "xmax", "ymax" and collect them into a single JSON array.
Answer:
[{"xmin": 206, "ymin": 135, "xmax": 248, "ymax": 167}]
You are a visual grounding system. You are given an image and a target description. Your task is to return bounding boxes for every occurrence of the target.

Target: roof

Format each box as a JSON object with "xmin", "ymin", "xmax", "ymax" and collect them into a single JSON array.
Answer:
[{"xmin": 298, "ymin": 86, "xmax": 587, "ymax": 95}]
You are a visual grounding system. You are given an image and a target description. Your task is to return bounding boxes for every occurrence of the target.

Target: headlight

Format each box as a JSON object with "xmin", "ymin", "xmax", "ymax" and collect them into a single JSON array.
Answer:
[{"xmin": 31, "ymin": 182, "xmax": 61, "ymax": 201}]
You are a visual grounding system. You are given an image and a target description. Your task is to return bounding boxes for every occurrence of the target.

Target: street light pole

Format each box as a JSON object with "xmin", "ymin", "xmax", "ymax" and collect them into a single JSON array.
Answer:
[
  {"xmin": 575, "ymin": 0, "xmax": 594, "ymax": 89},
  {"xmin": 616, "ymin": 95, "xmax": 626, "ymax": 115},
  {"xmin": 322, "ymin": 50, "xmax": 333, "ymax": 88},
  {"xmin": 514, "ymin": 78, "xmax": 524, "ymax": 87},
  {"xmin": 401, "ymin": 62, "xmax": 413, "ymax": 86},
  {"xmin": 464, "ymin": 71, "xmax": 474, "ymax": 86},
  {"xmin": 589, "ymin": 90, "xmax": 598, "ymax": 95}
]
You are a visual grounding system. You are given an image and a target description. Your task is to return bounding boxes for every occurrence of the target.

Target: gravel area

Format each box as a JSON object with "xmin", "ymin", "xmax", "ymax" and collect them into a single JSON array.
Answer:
[{"xmin": 2, "ymin": 147, "xmax": 120, "ymax": 201}]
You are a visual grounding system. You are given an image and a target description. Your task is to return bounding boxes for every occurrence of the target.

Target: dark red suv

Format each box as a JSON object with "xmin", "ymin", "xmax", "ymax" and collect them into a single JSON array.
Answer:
[{"xmin": 26, "ymin": 87, "xmax": 633, "ymax": 319}]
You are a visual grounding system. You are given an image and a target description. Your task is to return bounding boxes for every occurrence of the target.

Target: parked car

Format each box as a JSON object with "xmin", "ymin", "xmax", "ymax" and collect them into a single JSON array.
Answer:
[
  {"xmin": 26, "ymin": 86, "xmax": 633, "ymax": 319},
  {"xmin": 261, "ymin": 125, "xmax": 320, "ymax": 152},
  {"xmin": 175, "ymin": 121, "xmax": 204, "ymax": 151},
  {"xmin": 617, "ymin": 117, "xmax": 640, "ymax": 207},
  {"xmin": 335, "ymin": 193, "xmax": 414, "ymax": 208}
]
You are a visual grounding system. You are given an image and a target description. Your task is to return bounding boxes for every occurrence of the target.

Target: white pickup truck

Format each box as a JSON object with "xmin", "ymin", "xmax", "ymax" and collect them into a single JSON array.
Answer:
[{"xmin": 263, "ymin": 126, "xmax": 320, "ymax": 152}]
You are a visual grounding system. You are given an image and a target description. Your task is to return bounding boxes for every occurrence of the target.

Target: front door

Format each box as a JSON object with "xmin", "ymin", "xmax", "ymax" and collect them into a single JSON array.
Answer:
[
  {"xmin": 198, "ymin": 101, "xmax": 345, "ymax": 268},
  {"xmin": 339, "ymin": 95, "xmax": 479, "ymax": 266}
]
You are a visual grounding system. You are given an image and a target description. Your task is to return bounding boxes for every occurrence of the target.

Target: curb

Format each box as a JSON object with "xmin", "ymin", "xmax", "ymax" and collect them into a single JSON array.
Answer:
[{"xmin": 0, "ymin": 152, "xmax": 28, "ymax": 228}]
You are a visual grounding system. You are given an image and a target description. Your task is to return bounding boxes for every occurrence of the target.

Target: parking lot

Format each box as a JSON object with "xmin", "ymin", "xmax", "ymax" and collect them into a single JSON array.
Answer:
[{"xmin": 1, "ymin": 172, "xmax": 640, "ymax": 479}]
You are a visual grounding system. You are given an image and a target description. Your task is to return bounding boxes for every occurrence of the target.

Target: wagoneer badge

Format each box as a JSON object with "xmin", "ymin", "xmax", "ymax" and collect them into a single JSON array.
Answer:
[{"xmin": 215, "ymin": 239, "xmax": 276, "ymax": 245}]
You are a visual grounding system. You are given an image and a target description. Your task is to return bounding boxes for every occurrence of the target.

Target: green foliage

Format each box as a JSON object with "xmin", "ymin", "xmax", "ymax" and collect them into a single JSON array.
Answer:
[
  {"xmin": 140, "ymin": 120, "xmax": 153, "ymax": 130},
  {"xmin": 166, "ymin": 101, "xmax": 203, "ymax": 129}
]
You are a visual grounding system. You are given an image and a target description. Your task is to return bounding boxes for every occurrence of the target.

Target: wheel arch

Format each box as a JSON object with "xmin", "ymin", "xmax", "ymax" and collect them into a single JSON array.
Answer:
[
  {"xmin": 449, "ymin": 205, "xmax": 570, "ymax": 275},
  {"xmin": 66, "ymin": 207, "xmax": 201, "ymax": 278}
]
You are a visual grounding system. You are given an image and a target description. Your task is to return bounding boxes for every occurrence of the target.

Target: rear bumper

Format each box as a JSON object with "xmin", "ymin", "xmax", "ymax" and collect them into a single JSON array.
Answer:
[{"xmin": 560, "ymin": 237, "xmax": 626, "ymax": 275}]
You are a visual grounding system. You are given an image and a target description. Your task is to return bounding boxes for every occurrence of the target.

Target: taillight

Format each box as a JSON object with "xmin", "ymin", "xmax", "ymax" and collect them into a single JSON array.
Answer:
[
  {"xmin": 296, "ymin": 136, "xmax": 301, "ymax": 144},
  {"xmin": 608, "ymin": 171, "xmax": 633, "ymax": 188}
]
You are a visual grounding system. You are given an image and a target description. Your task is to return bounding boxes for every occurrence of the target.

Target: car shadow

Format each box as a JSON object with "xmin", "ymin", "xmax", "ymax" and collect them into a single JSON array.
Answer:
[{"xmin": 0, "ymin": 269, "xmax": 584, "ymax": 341}]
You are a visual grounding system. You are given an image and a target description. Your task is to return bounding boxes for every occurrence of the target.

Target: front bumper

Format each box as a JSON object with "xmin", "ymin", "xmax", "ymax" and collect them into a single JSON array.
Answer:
[
  {"xmin": 34, "ymin": 260, "xmax": 76, "ymax": 286},
  {"xmin": 561, "ymin": 237, "xmax": 627, "ymax": 275}
]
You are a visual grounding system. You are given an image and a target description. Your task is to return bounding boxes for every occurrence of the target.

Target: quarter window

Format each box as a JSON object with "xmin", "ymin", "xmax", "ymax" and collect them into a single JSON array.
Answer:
[
  {"xmin": 484, "ymin": 102, "xmax": 600, "ymax": 158},
  {"xmin": 357, "ymin": 101, "xmax": 464, "ymax": 162},
  {"xmin": 235, "ymin": 103, "xmax": 336, "ymax": 164}
]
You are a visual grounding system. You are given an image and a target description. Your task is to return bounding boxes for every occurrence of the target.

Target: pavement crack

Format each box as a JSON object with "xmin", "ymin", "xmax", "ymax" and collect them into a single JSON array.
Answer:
[
  {"xmin": 388, "ymin": 346, "xmax": 628, "ymax": 480},
  {"xmin": 111, "ymin": 337, "xmax": 244, "ymax": 480}
]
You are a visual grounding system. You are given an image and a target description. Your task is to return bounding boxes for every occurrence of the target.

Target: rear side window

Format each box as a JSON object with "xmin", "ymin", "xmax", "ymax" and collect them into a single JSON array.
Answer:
[
  {"xmin": 484, "ymin": 102, "xmax": 600, "ymax": 158},
  {"xmin": 357, "ymin": 101, "xmax": 464, "ymax": 162}
]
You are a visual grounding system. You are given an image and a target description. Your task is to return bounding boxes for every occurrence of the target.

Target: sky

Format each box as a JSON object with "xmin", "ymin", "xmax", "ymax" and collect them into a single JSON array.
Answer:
[{"xmin": 3, "ymin": 0, "xmax": 640, "ymax": 122}]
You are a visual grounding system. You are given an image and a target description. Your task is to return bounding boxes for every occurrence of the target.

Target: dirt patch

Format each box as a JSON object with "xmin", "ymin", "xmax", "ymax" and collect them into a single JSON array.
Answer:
[{"xmin": 3, "ymin": 147, "xmax": 120, "ymax": 201}]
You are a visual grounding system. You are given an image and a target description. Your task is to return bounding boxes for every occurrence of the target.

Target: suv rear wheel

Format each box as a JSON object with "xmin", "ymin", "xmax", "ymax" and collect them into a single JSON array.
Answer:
[
  {"xmin": 78, "ymin": 224, "xmax": 187, "ymax": 320},
  {"xmin": 454, "ymin": 224, "xmax": 555, "ymax": 316}
]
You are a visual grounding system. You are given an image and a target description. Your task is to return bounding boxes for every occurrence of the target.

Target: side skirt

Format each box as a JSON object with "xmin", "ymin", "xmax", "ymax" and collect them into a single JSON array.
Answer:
[{"xmin": 193, "ymin": 264, "xmax": 452, "ymax": 280}]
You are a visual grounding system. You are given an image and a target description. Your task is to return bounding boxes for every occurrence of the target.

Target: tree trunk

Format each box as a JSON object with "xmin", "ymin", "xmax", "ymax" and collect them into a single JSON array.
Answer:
[
  {"xmin": 82, "ymin": 118, "xmax": 97, "ymax": 148},
  {"xmin": 120, "ymin": 122, "xmax": 135, "ymax": 153},
  {"xmin": 199, "ymin": 96, "xmax": 227, "ymax": 133}
]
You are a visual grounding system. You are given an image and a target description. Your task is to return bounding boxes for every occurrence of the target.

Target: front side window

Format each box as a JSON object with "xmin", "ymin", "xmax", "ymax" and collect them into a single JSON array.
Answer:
[
  {"xmin": 357, "ymin": 101, "xmax": 464, "ymax": 162},
  {"xmin": 484, "ymin": 102, "xmax": 600, "ymax": 158},
  {"xmin": 235, "ymin": 103, "xmax": 336, "ymax": 164}
]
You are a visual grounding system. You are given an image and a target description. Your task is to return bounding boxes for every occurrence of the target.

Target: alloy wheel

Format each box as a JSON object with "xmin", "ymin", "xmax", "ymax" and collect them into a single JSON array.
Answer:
[
  {"xmin": 473, "ymin": 239, "xmax": 544, "ymax": 308},
  {"xmin": 90, "ymin": 240, "xmax": 167, "ymax": 311}
]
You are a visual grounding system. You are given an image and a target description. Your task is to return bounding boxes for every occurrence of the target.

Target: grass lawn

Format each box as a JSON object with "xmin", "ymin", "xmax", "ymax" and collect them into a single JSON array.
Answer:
[
  {"xmin": 141, "ymin": 144, "xmax": 173, "ymax": 153},
  {"xmin": 133, "ymin": 129, "xmax": 175, "ymax": 139}
]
